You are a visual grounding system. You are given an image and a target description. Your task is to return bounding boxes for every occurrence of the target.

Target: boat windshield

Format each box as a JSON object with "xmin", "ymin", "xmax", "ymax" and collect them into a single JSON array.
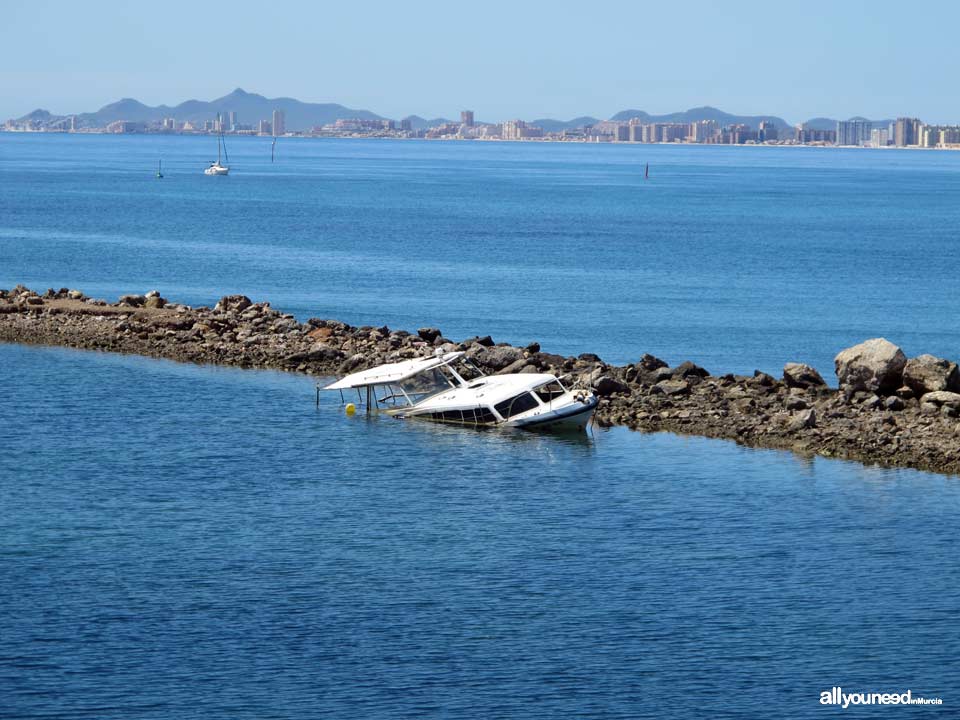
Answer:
[
  {"xmin": 534, "ymin": 380, "xmax": 566, "ymax": 404},
  {"xmin": 451, "ymin": 357, "xmax": 485, "ymax": 382},
  {"xmin": 399, "ymin": 367, "xmax": 457, "ymax": 402}
]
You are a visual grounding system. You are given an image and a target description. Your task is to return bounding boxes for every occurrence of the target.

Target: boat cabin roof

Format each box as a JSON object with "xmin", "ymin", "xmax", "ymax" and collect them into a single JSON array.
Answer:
[{"xmin": 324, "ymin": 351, "xmax": 465, "ymax": 390}]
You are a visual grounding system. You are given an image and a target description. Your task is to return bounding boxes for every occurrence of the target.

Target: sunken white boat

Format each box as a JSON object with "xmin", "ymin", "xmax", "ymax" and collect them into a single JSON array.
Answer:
[{"xmin": 324, "ymin": 351, "xmax": 598, "ymax": 432}]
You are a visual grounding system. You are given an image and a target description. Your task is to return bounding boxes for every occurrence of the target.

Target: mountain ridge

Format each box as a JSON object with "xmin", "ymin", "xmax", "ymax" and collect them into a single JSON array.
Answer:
[{"xmin": 12, "ymin": 92, "xmax": 899, "ymax": 133}]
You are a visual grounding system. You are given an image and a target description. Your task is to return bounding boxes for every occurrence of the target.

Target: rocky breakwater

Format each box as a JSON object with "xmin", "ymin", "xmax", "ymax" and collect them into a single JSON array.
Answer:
[{"xmin": 2, "ymin": 285, "xmax": 959, "ymax": 476}]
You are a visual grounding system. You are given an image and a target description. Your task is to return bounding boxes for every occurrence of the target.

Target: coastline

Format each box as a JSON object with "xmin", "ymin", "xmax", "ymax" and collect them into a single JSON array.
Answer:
[
  {"xmin": 5, "ymin": 129, "xmax": 960, "ymax": 151},
  {"xmin": 3, "ymin": 284, "xmax": 959, "ymax": 476}
]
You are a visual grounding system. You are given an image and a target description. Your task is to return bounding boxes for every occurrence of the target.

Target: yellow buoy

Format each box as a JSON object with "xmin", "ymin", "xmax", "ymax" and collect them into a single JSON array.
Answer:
[{"xmin": 345, "ymin": 403, "xmax": 356, "ymax": 415}]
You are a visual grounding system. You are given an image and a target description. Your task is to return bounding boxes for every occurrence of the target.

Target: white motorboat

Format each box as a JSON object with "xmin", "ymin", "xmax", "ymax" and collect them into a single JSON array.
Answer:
[
  {"xmin": 204, "ymin": 114, "xmax": 230, "ymax": 175},
  {"xmin": 323, "ymin": 351, "xmax": 598, "ymax": 432}
]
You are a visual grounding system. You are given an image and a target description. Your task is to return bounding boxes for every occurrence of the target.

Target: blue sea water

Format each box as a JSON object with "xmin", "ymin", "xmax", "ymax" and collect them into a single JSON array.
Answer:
[
  {"xmin": 1, "ymin": 343, "xmax": 958, "ymax": 719},
  {"xmin": 2, "ymin": 133, "xmax": 960, "ymax": 374},
  {"xmin": 2, "ymin": 135, "xmax": 960, "ymax": 718}
]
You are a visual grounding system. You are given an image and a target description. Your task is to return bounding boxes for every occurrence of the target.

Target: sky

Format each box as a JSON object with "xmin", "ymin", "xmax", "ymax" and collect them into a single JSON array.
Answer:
[{"xmin": 2, "ymin": 0, "xmax": 960, "ymax": 124}]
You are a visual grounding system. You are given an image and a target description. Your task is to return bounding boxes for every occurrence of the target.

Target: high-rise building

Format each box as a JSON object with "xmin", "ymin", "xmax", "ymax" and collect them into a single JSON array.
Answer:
[
  {"xmin": 690, "ymin": 120, "xmax": 719, "ymax": 143},
  {"xmin": 258, "ymin": 119, "xmax": 272, "ymax": 135},
  {"xmin": 658, "ymin": 123, "xmax": 688, "ymax": 143},
  {"xmin": 228, "ymin": 111, "xmax": 238, "ymax": 131},
  {"xmin": 461, "ymin": 110, "xmax": 474, "ymax": 127},
  {"xmin": 870, "ymin": 127, "xmax": 890, "ymax": 147},
  {"xmin": 758, "ymin": 120, "xmax": 779, "ymax": 142},
  {"xmin": 894, "ymin": 117, "xmax": 922, "ymax": 147},
  {"xmin": 940, "ymin": 127, "xmax": 960, "ymax": 145},
  {"xmin": 795, "ymin": 124, "xmax": 836, "ymax": 144},
  {"xmin": 272, "ymin": 110, "xmax": 285, "ymax": 136},
  {"xmin": 836, "ymin": 120, "xmax": 872, "ymax": 146}
]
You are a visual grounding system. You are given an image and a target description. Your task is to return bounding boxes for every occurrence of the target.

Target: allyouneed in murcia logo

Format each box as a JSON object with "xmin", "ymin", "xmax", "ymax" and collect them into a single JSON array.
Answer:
[{"xmin": 820, "ymin": 687, "xmax": 943, "ymax": 708}]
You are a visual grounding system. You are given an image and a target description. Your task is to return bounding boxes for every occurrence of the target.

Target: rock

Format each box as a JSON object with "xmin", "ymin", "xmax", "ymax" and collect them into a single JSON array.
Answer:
[
  {"xmin": 337, "ymin": 353, "xmax": 367, "ymax": 375},
  {"xmin": 286, "ymin": 347, "xmax": 344, "ymax": 364},
  {"xmin": 903, "ymin": 354, "xmax": 960, "ymax": 396},
  {"xmin": 480, "ymin": 346, "xmax": 525, "ymax": 371},
  {"xmin": 67, "ymin": 289, "xmax": 84, "ymax": 300},
  {"xmin": 145, "ymin": 290, "xmax": 160, "ymax": 299},
  {"xmin": 895, "ymin": 386, "xmax": 915, "ymax": 399},
  {"xmin": 783, "ymin": 362, "xmax": 826, "ymax": 389},
  {"xmin": 525, "ymin": 342, "xmax": 540, "ymax": 354},
  {"xmin": 417, "ymin": 327, "xmax": 441, "ymax": 343},
  {"xmin": 308, "ymin": 326, "xmax": 334, "ymax": 341},
  {"xmin": 884, "ymin": 396, "xmax": 905, "ymax": 411},
  {"xmin": 785, "ymin": 397, "xmax": 808, "ymax": 411},
  {"xmin": 673, "ymin": 360, "xmax": 709, "ymax": 378},
  {"xmin": 652, "ymin": 379, "xmax": 690, "ymax": 396},
  {"xmin": 918, "ymin": 391, "xmax": 960, "ymax": 409},
  {"xmin": 750, "ymin": 371, "xmax": 776, "ymax": 387},
  {"xmin": 462, "ymin": 335, "xmax": 494, "ymax": 348},
  {"xmin": 25, "ymin": 296, "xmax": 44, "ymax": 305},
  {"xmin": 651, "ymin": 367, "xmax": 675, "ymax": 383},
  {"xmin": 834, "ymin": 338, "xmax": 906, "ymax": 394},
  {"xmin": 144, "ymin": 296, "xmax": 166, "ymax": 309},
  {"xmin": 788, "ymin": 408, "xmax": 817, "ymax": 431},
  {"xmin": 638, "ymin": 353, "xmax": 668, "ymax": 371},
  {"xmin": 216, "ymin": 295, "xmax": 252, "ymax": 313},
  {"xmin": 499, "ymin": 357, "xmax": 530, "ymax": 375},
  {"xmin": 594, "ymin": 376, "xmax": 628, "ymax": 397},
  {"xmin": 118, "ymin": 294, "xmax": 145, "ymax": 307}
]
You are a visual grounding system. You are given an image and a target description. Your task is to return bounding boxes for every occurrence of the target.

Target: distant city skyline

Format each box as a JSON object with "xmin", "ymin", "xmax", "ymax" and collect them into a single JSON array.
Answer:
[{"xmin": 3, "ymin": 1, "xmax": 960, "ymax": 124}]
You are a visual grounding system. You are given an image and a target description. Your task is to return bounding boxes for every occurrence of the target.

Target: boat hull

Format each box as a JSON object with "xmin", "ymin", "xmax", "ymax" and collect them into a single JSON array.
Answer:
[
  {"xmin": 204, "ymin": 166, "xmax": 229, "ymax": 175},
  {"xmin": 507, "ymin": 396, "xmax": 598, "ymax": 432}
]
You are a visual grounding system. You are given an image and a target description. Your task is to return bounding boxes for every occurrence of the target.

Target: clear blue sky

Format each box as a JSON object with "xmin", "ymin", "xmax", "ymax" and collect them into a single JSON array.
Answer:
[{"xmin": 3, "ymin": 0, "xmax": 959, "ymax": 124}]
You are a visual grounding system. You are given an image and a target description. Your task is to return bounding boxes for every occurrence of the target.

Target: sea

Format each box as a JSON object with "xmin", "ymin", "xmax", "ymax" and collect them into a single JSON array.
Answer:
[{"xmin": 1, "ymin": 134, "xmax": 958, "ymax": 718}]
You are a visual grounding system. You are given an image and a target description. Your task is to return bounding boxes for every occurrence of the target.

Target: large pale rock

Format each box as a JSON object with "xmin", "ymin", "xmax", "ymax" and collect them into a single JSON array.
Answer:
[
  {"xmin": 652, "ymin": 379, "xmax": 690, "ymax": 396},
  {"xmin": 903, "ymin": 354, "xmax": 960, "ymax": 396},
  {"xmin": 783, "ymin": 362, "xmax": 826, "ymax": 389},
  {"xmin": 834, "ymin": 338, "xmax": 906, "ymax": 394},
  {"xmin": 919, "ymin": 391, "xmax": 960, "ymax": 409},
  {"xmin": 216, "ymin": 295, "xmax": 252, "ymax": 313},
  {"xmin": 118, "ymin": 294, "xmax": 145, "ymax": 307}
]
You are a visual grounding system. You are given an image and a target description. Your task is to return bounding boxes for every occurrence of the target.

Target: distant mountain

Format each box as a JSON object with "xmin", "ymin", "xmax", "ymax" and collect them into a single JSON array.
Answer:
[
  {"xmin": 9, "ymin": 93, "xmax": 905, "ymax": 136},
  {"xmin": 69, "ymin": 88, "xmax": 384, "ymax": 131},
  {"xmin": 802, "ymin": 116, "xmax": 894, "ymax": 131},
  {"xmin": 532, "ymin": 116, "xmax": 601, "ymax": 132},
  {"xmin": 17, "ymin": 109, "xmax": 64, "ymax": 123},
  {"xmin": 608, "ymin": 106, "xmax": 792, "ymax": 131},
  {"xmin": 401, "ymin": 115, "xmax": 452, "ymax": 130}
]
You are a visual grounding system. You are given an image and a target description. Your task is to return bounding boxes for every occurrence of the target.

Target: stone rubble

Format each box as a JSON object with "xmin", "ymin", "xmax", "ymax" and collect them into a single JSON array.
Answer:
[{"xmin": 2, "ymin": 284, "xmax": 959, "ymax": 476}]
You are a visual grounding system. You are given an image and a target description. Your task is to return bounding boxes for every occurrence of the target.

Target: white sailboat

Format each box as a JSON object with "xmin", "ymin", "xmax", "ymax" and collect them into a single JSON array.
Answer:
[{"xmin": 204, "ymin": 114, "xmax": 229, "ymax": 175}]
